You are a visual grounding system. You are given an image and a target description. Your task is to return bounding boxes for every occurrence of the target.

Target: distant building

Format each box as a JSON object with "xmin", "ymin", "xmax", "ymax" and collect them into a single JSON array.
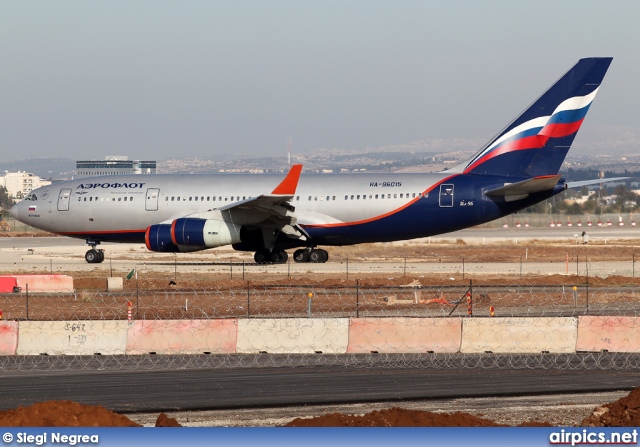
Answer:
[
  {"xmin": 76, "ymin": 156, "xmax": 156, "ymax": 177},
  {"xmin": 0, "ymin": 171, "xmax": 52, "ymax": 199}
]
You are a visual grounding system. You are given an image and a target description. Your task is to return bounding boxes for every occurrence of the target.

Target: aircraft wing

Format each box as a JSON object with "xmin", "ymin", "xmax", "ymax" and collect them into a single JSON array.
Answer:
[
  {"xmin": 181, "ymin": 164, "xmax": 308, "ymax": 240},
  {"xmin": 565, "ymin": 177, "xmax": 629, "ymax": 189}
]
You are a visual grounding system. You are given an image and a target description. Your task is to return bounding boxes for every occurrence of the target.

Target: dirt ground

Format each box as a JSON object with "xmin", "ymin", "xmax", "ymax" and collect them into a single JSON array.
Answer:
[{"xmin": 2, "ymin": 389, "xmax": 640, "ymax": 427}]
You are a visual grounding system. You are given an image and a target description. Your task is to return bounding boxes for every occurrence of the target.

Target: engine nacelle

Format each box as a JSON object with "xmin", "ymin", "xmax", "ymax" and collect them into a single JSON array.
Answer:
[
  {"xmin": 171, "ymin": 218, "xmax": 242, "ymax": 248},
  {"xmin": 145, "ymin": 224, "xmax": 206, "ymax": 253}
]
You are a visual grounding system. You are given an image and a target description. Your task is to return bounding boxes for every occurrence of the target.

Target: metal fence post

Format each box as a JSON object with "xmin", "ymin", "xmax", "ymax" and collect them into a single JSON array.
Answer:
[
  {"xmin": 247, "ymin": 281, "xmax": 250, "ymax": 318},
  {"xmin": 356, "ymin": 280, "xmax": 359, "ymax": 318}
]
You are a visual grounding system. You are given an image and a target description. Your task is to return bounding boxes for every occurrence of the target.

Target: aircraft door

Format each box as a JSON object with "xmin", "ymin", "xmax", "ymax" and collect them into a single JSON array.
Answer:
[
  {"xmin": 145, "ymin": 188, "xmax": 160, "ymax": 211},
  {"xmin": 439, "ymin": 184, "xmax": 454, "ymax": 207},
  {"xmin": 57, "ymin": 188, "xmax": 72, "ymax": 211}
]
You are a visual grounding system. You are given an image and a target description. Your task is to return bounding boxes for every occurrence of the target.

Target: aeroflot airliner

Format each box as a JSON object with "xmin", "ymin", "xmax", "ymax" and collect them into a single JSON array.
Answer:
[{"xmin": 10, "ymin": 58, "xmax": 622, "ymax": 264}]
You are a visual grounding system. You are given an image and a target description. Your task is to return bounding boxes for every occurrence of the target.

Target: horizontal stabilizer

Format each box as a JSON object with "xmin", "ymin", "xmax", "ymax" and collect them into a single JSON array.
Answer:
[
  {"xmin": 485, "ymin": 175, "xmax": 561, "ymax": 202},
  {"xmin": 566, "ymin": 177, "xmax": 629, "ymax": 189}
]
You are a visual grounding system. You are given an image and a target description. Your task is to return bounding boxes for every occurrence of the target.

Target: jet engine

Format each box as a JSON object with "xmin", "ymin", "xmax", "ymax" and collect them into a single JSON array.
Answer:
[
  {"xmin": 145, "ymin": 223, "xmax": 205, "ymax": 253},
  {"xmin": 171, "ymin": 218, "xmax": 242, "ymax": 248}
]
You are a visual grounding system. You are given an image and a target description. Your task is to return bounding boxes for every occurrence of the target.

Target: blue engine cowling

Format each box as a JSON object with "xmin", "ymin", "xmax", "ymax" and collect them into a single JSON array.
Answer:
[
  {"xmin": 145, "ymin": 224, "xmax": 180, "ymax": 252},
  {"xmin": 145, "ymin": 224, "xmax": 206, "ymax": 253},
  {"xmin": 171, "ymin": 218, "xmax": 242, "ymax": 248}
]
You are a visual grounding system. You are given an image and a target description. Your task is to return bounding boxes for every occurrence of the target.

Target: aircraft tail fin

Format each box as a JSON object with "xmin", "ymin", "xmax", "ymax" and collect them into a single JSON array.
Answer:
[{"xmin": 453, "ymin": 57, "xmax": 612, "ymax": 178}]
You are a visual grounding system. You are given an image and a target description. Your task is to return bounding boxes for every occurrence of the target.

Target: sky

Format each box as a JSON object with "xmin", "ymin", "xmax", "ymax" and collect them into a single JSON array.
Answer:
[{"xmin": 1, "ymin": 1, "xmax": 639, "ymax": 162}]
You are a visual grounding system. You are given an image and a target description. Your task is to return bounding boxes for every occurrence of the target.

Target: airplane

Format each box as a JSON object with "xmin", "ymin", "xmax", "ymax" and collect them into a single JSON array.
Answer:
[{"xmin": 9, "ymin": 57, "xmax": 625, "ymax": 264}]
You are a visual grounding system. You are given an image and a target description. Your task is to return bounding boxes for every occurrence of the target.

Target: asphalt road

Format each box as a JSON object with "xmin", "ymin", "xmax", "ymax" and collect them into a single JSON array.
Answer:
[{"xmin": 1, "ymin": 355, "xmax": 639, "ymax": 413}]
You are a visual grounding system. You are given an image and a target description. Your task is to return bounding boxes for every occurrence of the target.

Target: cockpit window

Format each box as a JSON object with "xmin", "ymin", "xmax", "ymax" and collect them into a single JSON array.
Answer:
[{"xmin": 24, "ymin": 194, "xmax": 36, "ymax": 201}]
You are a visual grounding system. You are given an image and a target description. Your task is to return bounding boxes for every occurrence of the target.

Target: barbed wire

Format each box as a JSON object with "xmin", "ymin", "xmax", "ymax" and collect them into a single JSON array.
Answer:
[{"xmin": 2, "ymin": 283, "xmax": 640, "ymax": 372}]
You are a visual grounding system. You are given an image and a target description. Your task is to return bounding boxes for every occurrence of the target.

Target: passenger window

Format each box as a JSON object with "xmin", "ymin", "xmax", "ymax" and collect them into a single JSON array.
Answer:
[
  {"xmin": 314, "ymin": 196, "xmax": 317, "ymax": 201},
  {"xmin": 332, "ymin": 196, "xmax": 336, "ymax": 200},
  {"xmin": 189, "ymin": 197, "xmax": 192, "ymax": 201},
  {"xmin": 171, "ymin": 197, "xmax": 174, "ymax": 201},
  {"xmin": 118, "ymin": 198, "xmax": 121, "ymax": 201},
  {"xmin": 350, "ymin": 195, "xmax": 354, "ymax": 200},
  {"xmin": 400, "ymin": 194, "xmax": 403, "ymax": 198},
  {"xmin": 213, "ymin": 197, "xmax": 216, "ymax": 201},
  {"xmin": 309, "ymin": 196, "xmax": 312, "ymax": 201},
  {"xmin": 195, "ymin": 197, "xmax": 198, "ymax": 201},
  {"xmin": 375, "ymin": 194, "xmax": 378, "ymax": 199},
  {"xmin": 78, "ymin": 197, "xmax": 81, "ymax": 201},
  {"xmin": 207, "ymin": 196, "xmax": 210, "ymax": 201},
  {"xmin": 165, "ymin": 197, "xmax": 168, "ymax": 201},
  {"xmin": 344, "ymin": 195, "xmax": 348, "ymax": 200}
]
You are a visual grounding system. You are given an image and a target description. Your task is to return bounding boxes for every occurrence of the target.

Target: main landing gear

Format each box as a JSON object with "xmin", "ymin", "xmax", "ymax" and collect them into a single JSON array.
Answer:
[
  {"xmin": 254, "ymin": 249, "xmax": 289, "ymax": 264},
  {"xmin": 293, "ymin": 248, "xmax": 328, "ymax": 263},
  {"xmin": 85, "ymin": 241, "xmax": 105, "ymax": 264},
  {"xmin": 253, "ymin": 248, "xmax": 329, "ymax": 264}
]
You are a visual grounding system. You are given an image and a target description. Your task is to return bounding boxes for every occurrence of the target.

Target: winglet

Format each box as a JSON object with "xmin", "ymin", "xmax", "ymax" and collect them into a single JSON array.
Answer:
[{"xmin": 271, "ymin": 164, "xmax": 303, "ymax": 195}]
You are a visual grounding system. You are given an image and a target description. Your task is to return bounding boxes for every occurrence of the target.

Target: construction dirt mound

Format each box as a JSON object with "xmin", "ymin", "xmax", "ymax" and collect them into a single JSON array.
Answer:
[
  {"xmin": 283, "ymin": 407, "xmax": 552, "ymax": 427},
  {"xmin": 582, "ymin": 387, "xmax": 640, "ymax": 427},
  {"xmin": 0, "ymin": 401, "xmax": 181, "ymax": 427},
  {"xmin": 3, "ymin": 390, "xmax": 640, "ymax": 427}
]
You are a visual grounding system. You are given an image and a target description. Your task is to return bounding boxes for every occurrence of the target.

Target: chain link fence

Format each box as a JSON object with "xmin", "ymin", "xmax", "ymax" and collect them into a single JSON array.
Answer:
[{"xmin": 3, "ymin": 283, "xmax": 640, "ymax": 321}]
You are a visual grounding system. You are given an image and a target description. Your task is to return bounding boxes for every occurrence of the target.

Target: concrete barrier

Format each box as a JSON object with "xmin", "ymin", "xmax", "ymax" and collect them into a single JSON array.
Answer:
[
  {"xmin": 0, "ymin": 321, "xmax": 19, "ymax": 355},
  {"xmin": 576, "ymin": 316, "xmax": 640, "ymax": 352},
  {"xmin": 0, "ymin": 277, "xmax": 18, "ymax": 293},
  {"xmin": 347, "ymin": 317, "xmax": 462, "ymax": 353},
  {"xmin": 461, "ymin": 317, "xmax": 578, "ymax": 353},
  {"xmin": 9, "ymin": 275, "xmax": 74, "ymax": 293},
  {"xmin": 17, "ymin": 321, "xmax": 128, "ymax": 355},
  {"xmin": 126, "ymin": 319, "xmax": 237, "ymax": 354},
  {"xmin": 237, "ymin": 318, "xmax": 349, "ymax": 353},
  {"xmin": 107, "ymin": 277, "xmax": 124, "ymax": 292}
]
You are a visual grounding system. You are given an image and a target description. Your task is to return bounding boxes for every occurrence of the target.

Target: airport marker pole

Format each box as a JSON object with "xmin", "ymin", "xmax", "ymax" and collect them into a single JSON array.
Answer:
[{"xmin": 246, "ymin": 281, "xmax": 250, "ymax": 318}]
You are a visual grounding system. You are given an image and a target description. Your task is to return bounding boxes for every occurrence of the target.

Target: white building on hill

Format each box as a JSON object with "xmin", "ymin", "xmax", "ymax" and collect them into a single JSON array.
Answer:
[{"xmin": 0, "ymin": 171, "xmax": 51, "ymax": 199}]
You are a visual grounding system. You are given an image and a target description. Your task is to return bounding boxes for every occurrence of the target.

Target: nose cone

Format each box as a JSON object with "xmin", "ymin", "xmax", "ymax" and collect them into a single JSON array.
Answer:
[{"xmin": 8, "ymin": 203, "xmax": 20, "ymax": 221}]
